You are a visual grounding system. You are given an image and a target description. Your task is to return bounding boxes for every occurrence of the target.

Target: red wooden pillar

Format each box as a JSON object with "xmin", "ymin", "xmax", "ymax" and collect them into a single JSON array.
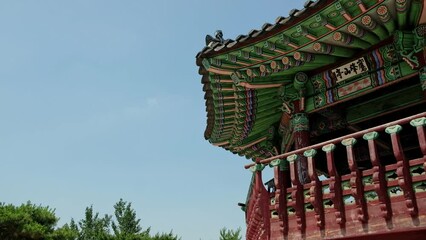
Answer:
[
  {"xmin": 291, "ymin": 72, "xmax": 311, "ymax": 184},
  {"xmin": 292, "ymin": 110, "xmax": 311, "ymax": 185}
]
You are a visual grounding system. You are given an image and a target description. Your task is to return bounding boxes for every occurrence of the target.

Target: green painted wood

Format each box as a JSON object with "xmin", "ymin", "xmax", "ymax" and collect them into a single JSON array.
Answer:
[
  {"xmin": 409, "ymin": 0, "xmax": 423, "ymax": 27},
  {"xmin": 333, "ymin": 31, "xmax": 371, "ymax": 49},
  {"xmin": 198, "ymin": 0, "xmax": 426, "ymax": 160},
  {"xmin": 396, "ymin": 0, "xmax": 409, "ymax": 29},
  {"xmin": 312, "ymin": 42, "xmax": 356, "ymax": 57},
  {"xmin": 377, "ymin": 5, "xmax": 396, "ymax": 35},
  {"xmin": 293, "ymin": 52, "xmax": 337, "ymax": 64},
  {"xmin": 235, "ymin": 71, "xmax": 293, "ymax": 84},
  {"xmin": 363, "ymin": 131, "xmax": 379, "ymax": 141},
  {"xmin": 239, "ymin": 49, "xmax": 267, "ymax": 61},
  {"xmin": 346, "ymin": 84, "xmax": 424, "ymax": 124},
  {"xmin": 341, "ymin": 137, "xmax": 357, "ymax": 146},
  {"xmin": 347, "ymin": 23, "xmax": 380, "ymax": 45},
  {"xmin": 360, "ymin": 14, "xmax": 388, "ymax": 41},
  {"xmin": 322, "ymin": 143, "xmax": 336, "ymax": 153},
  {"xmin": 385, "ymin": 125, "xmax": 403, "ymax": 134},
  {"xmin": 410, "ymin": 117, "xmax": 426, "ymax": 127}
]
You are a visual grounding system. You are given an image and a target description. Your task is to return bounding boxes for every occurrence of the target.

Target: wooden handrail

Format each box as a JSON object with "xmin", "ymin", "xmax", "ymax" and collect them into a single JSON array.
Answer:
[
  {"xmin": 244, "ymin": 112, "xmax": 426, "ymax": 169},
  {"xmin": 243, "ymin": 112, "xmax": 426, "ymax": 239}
]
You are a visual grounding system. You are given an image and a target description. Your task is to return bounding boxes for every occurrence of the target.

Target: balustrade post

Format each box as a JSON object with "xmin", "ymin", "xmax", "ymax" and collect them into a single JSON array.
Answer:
[
  {"xmin": 363, "ymin": 132, "xmax": 392, "ymax": 220},
  {"xmin": 304, "ymin": 149, "xmax": 325, "ymax": 230},
  {"xmin": 410, "ymin": 117, "xmax": 426, "ymax": 177},
  {"xmin": 322, "ymin": 144, "xmax": 346, "ymax": 226},
  {"xmin": 287, "ymin": 154, "xmax": 306, "ymax": 236},
  {"xmin": 410, "ymin": 117, "xmax": 426, "ymax": 157},
  {"xmin": 385, "ymin": 125, "xmax": 419, "ymax": 217},
  {"xmin": 342, "ymin": 138, "xmax": 369, "ymax": 223},
  {"xmin": 270, "ymin": 159, "xmax": 288, "ymax": 236}
]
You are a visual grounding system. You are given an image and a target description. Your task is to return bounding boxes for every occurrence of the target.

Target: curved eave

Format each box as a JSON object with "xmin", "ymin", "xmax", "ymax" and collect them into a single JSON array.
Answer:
[
  {"xmin": 196, "ymin": 0, "xmax": 424, "ymax": 161},
  {"xmin": 196, "ymin": 0, "xmax": 332, "ymax": 58}
]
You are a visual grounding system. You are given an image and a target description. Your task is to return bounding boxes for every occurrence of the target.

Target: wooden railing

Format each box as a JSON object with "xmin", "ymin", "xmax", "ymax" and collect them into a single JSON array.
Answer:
[
  {"xmin": 244, "ymin": 112, "xmax": 426, "ymax": 240},
  {"xmin": 245, "ymin": 169, "xmax": 270, "ymax": 240}
]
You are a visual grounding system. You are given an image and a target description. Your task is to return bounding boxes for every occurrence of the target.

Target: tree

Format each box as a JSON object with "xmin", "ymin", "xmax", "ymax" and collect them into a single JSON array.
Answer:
[
  {"xmin": 150, "ymin": 231, "xmax": 180, "ymax": 240},
  {"xmin": 219, "ymin": 227, "xmax": 242, "ymax": 240},
  {"xmin": 111, "ymin": 198, "xmax": 149, "ymax": 240},
  {"xmin": 0, "ymin": 201, "xmax": 63, "ymax": 240},
  {"xmin": 77, "ymin": 205, "xmax": 112, "ymax": 240},
  {"xmin": 0, "ymin": 200, "xmax": 181, "ymax": 240},
  {"xmin": 50, "ymin": 222, "xmax": 79, "ymax": 240}
]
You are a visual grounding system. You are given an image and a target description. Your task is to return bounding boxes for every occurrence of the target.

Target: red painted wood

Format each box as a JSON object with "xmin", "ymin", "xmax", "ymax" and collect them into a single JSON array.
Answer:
[
  {"xmin": 327, "ymin": 227, "xmax": 426, "ymax": 240},
  {"xmin": 273, "ymin": 166, "xmax": 287, "ymax": 237},
  {"xmin": 413, "ymin": 123, "xmax": 426, "ymax": 179},
  {"xmin": 246, "ymin": 170, "xmax": 271, "ymax": 240},
  {"xmin": 325, "ymin": 149, "xmax": 346, "ymax": 226},
  {"xmin": 344, "ymin": 140, "xmax": 369, "ymax": 223},
  {"xmin": 288, "ymin": 158, "xmax": 306, "ymax": 236},
  {"xmin": 245, "ymin": 112, "xmax": 426, "ymax": 168},
  {"xmin": 414, "ymin": 123, "xmax": 426, "ymax": 156},
  {"xmin": 366, "ymin": 136, "xmax": 392, "ymax": 220},
  {"xmin": 306, "ymin": 152, "xmax": 325, "ymax": 230},
  {"xmin": 294, "ymin": 130, "xmax": 311, "ymax": 184},
  {"xmin": 245, "ymin": 113, "xmax": 426, "ymax": 239},
  {"xmin": 389, "ymin": 132, "xmax": 419, "ymax": 217},
  {"xmin": 293, "ymin": 101, "xmax": 311, "ymax": 185}
]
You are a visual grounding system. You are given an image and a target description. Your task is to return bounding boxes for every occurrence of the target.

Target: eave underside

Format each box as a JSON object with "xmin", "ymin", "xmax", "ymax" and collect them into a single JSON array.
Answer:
[{"xmin": 197, "ymin": 0, "xmax": 426, "ymax": 162}]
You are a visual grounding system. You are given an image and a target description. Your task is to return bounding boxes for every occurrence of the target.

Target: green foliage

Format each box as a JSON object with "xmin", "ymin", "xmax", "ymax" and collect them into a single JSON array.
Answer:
[
  {"xmin": 111, "ymin": 198, "xmax": 149, "ymax": 240},
  {"xmin": 0, "ymin": 201, "xmax": 61, "ymax": 240},
  {"xmin": 49, "ymin": 222, "xmax": 79, "ymax": 240},
  {"xmin": 77, "ymin": 205, "xmax": 112, "ymax": 240},
  {"xmin": 150, "ymin": 231, "xmax": 180, "ymax": 240},
  {"xmin": 219, "ymin": 227, "xmax": 242, "ymax": 240},
  {"xmin": 0, "ymin": 200, "xmax": 182, "ymax": 240}
]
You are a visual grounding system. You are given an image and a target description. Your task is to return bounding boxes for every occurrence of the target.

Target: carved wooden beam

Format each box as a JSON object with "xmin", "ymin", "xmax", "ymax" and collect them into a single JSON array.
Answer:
[
  {"xmin": 312, "ymin": 42, "xmax": 355, "ymax": 58},
  {"xmin": 347, "ymin": 23, "xmax": 379, "ymax": 45},
  {"xmin": 332, "ymin": 31, "xmax": 370, "ymax": 49},
  {"xmin": 376, "ymin": 5, "xmax": 395, "ymax": 35},
  {"xmin": 360, "ymin": 15, "xmax": 388, "ymax": 41}
]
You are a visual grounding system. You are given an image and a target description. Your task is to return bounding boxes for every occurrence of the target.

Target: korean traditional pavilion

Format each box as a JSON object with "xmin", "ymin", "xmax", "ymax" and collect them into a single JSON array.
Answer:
[{"xmin": 196, "ymin": 0, "xmax": 426, "ymax": 239}]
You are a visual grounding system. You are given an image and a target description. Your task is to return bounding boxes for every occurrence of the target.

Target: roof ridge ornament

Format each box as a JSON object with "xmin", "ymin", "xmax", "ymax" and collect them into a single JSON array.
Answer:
[{"xmin": 205, "ymin": 30, "xmax": 225, "ymax": 47}]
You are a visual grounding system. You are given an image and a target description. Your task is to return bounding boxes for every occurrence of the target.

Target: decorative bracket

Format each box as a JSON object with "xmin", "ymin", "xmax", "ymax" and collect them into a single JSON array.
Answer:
[
  {"xmin": 394, "ymin": 25, "xmax": 426, "ymax": 70},
  {"xmin": 249, "ymin": 163, "xmax": 266, "ymax": 173},
  {"xmin": 270, "ymin": 159, "xmax": 287, "ymax": 171}
]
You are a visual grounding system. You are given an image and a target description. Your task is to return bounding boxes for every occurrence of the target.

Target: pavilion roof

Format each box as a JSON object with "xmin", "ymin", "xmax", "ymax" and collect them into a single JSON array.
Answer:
[{"xmin": 196, "ymin": 0, "xmax": 423, "ymax": 161}]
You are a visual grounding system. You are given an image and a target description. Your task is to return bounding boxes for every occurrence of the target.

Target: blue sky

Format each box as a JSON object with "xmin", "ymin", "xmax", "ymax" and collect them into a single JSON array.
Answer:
[{"xmin": 0, "ymin": 1, "xmax": 304, "ymax": 239}]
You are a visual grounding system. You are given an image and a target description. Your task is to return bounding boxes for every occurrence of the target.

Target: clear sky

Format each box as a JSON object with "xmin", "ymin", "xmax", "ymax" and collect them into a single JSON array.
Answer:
[{"xmin": 0, "ymin": 1, "xmax": 304, "ymax": 239}]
